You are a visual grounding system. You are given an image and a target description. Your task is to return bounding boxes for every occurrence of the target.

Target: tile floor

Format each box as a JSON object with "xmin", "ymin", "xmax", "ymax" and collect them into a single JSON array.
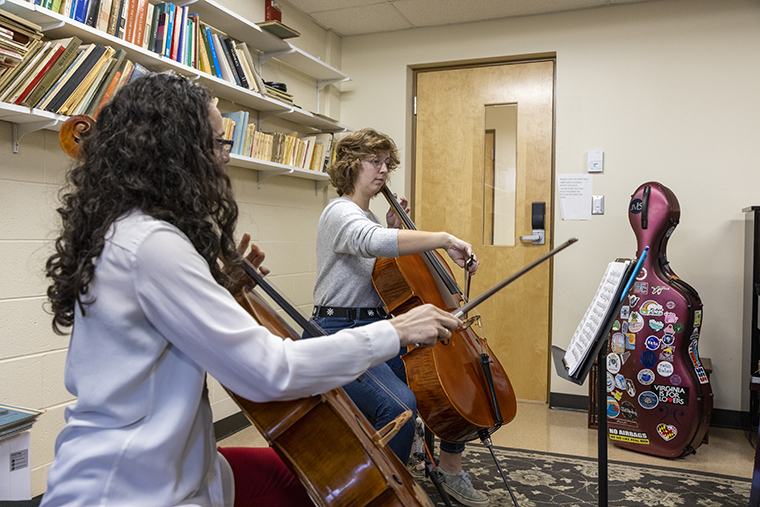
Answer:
[{"xmin": 218, "ymin": 400, "xmax": 756, "ymax": 479}]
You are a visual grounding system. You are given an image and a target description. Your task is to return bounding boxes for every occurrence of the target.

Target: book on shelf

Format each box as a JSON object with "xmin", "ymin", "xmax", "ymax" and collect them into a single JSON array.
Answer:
[
  {"xmin": 82, "ymin": 48, "xmax": 125, "ymax": 115},
  {"xmin": 70, "ymin": 52, "xmax": 113, "ymax": 115},
  {"xmin": 300, "ymin": 135, "xmax": 316, "ymax": 170},
  {"xmin": 127, "ymin": 61, "xmax": 148, "ymax": 83},
  {"xmin": 215, "ymin": 34, "xmax": 240, "ymax": 87},
  {"xmin": 196, "ymin": 22, "xmax": 212, "ymax": 75},
  {"xmin": 22, "ymin": 36, "xmax": 81, "ymax": 108},
  {"xmin": 0, "ymin": 38, "xmax": 45, "ymax": 98},
  {"xmin": 160, "ymin": 2, "xmax": 176, "ymax": 57},
  {"xmin": 123, "ymin": 0, "xmax": 137, "ymax": 43},
  {"xmin": 39, "ymin": 43, "xmax": 105, "ymax": 112},
  {"xmin": 256, "ymin": 20, "xmax": 300, "ymax": 39},
  {"xmin": 221, "ymin": 110, "xmax": 248, "ymax": 156},
  {"xmin": 116, "ymin": 0, "xmax": 128, "ymax": 39},
  {"xmin": 95, "ymin": 0, "xmax": 112, "ymax": 32},
  {"xmin": 241, "ymin": 123, "xmax": 256, "ymax": 157},
  {"xmin": 58, "ymin": 45, "xmax": 114, "ymax": 115},
  {"xmin": 132, "ymin": 0, "xmax": 150, "ymax": 48},
  {"xmin": 312, "ymin": 132, "xmax": 334, "ymax": 172},
  {"xmin": 71, "ymin": 0, "xmax": 89, "ymax": 24},
  {"xmin": 89, "ymin": 55, "xmax": 128, "ymax": 117},
  {"xmin": 2, "ymin": 41, "xmax": 57, "ymax": 104},
  {"xmin": 146, "ymin": 3, "xmax": 159, "ymax": 51},
  {"xmin": 235, "ymin": 42, "xmax": 264, "ymax": 93},
  {"xmin": 105, "ymin": 0, "xmax": 121, "ymax": 35},
  {"xmin": 222, "ymin": 38, "xmax": 247, "ymax": 89},
  {"xmin": 210, "ymin": 33, "xmax": 235, "ymax": 84},
  {"xmin": 563, "ymin": 259, "xmax": 633, "ymax": 377},
  {"xmin": 92, "ymin": 58, "xmax": 132, "ymax": 117},
  {"xmin": 203, "ymin": 26, "xmax": 221, "ymax": 79},
  {"xmin": 14, "ymin": 42, "xmax": 66, "ymax": 105},
  {"xmin": 264, "ymin": 84, "xmax": 293, "ymax": 104},
  {"xmin": 169, "ymin": 4, "xmax": 183, "ymax": 62},
  {"xmin": 84, "ymin": 0, "xmax": 101, "ymax": 28}
]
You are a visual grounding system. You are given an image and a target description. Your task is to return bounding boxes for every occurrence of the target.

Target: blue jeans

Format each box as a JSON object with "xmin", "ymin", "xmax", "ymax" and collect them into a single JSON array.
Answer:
[
  {"xmin": 306, "ymin": 315, "xmax": 418, "ymax": 464},
  {"xmin": 386, "ymin": 352, "xmax": 465, "ymax": 455}
]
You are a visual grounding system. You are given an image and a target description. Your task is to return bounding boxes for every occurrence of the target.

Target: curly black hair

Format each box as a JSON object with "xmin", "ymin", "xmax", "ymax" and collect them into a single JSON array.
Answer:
[{"xmin": 46, "ymin": 73, "xmax": 242, "ymax": 334}]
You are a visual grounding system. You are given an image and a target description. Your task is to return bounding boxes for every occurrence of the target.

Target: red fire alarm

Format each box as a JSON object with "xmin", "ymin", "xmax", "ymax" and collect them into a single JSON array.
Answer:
[{"xmin": 265, "ymin": 0, "xmax": 282, "ymax": 22}]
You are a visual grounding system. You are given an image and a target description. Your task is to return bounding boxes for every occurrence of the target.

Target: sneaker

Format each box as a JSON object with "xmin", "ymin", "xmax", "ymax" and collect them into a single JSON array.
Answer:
[{"xmin": 437, "ymin": 469, "xmax": 489, "ymax": 507}]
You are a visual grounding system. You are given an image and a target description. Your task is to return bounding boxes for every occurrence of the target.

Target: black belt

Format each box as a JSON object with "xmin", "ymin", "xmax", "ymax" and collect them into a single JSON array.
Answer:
[{"xmin": 312, "ymin": 305, "xmax": 388, "ymax": 320}]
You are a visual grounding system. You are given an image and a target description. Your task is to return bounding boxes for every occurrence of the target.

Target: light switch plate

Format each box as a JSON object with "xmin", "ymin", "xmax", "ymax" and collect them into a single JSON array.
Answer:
[{"xmin": 592, "ymin": 195, "xmax": 604, "ymax": 215}]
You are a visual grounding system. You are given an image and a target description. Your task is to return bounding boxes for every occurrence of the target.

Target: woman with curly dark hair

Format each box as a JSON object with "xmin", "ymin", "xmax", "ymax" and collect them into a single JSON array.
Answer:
[
  {"xmin": 308, "ymin": 128, "xmax": 488, "ymax": 507},
  {"xmin": 41, "ymin": 74, "xmax": 460, "ymax": 507}
]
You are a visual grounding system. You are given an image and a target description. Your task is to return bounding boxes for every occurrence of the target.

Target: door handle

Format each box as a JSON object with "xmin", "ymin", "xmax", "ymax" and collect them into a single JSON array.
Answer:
[{"xmin": 520, "ymin": 202, "xmax": 546, "ymax": 245}]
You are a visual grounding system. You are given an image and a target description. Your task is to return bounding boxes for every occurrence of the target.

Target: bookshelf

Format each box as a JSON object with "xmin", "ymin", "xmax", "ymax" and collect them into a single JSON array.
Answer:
[{"xmin": 0, "ymin": 0, "xmax": 344, "ymax": 186}]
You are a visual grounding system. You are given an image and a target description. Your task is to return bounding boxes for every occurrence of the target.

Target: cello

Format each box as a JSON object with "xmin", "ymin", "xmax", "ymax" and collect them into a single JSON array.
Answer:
[
  {"xmin": 372, "ymin": 185, "xmax": 516, "ymax": 444},
  {"xmin": 58, "ymin": 114, "xmax": 435, "ymax": 507}
]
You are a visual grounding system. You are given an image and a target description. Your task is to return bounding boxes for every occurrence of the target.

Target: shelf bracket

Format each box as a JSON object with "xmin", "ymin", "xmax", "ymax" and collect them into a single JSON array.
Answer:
[
  {"xmin": 315, "ymin": 179, "xmax": 330, "ymax": 195},
  {"xmin": 260, "ymin": 48, "xmax": 295, "ymax": 66},
  {"xmin": 317, "ymin": 77, "xmax": 349, "ymax": 92},
  {"xmin": 257, "ymin": 168, "xmax": 292, "ymax": 188},
  {"xmin": 12, "ymin": 119, "xmax": 59, "ymax": 154}
]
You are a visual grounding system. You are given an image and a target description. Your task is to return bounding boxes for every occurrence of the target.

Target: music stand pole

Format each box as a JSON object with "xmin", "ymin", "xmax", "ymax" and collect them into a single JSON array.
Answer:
[{"xmin": 597, "ymin": 339, "xmax": 608, "ymax": 507}]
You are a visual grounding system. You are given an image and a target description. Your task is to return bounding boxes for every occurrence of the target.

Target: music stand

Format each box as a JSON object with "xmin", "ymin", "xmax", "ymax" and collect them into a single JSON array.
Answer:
[{"xmin": 551, "ymin": 259, "xmax": 636, "ymax": 507}]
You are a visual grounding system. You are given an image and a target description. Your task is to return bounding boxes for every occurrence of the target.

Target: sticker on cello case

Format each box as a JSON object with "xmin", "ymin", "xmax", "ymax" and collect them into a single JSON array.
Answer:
[
  {"xmin": 607, "ymin": 397, "xmax": 620, "ymax": 418},
  {"xmin": 612, "ymin": 333, "xmax": 626, "ymax": 353},
  {"xmin": 615, "ymin": 374, "xmax": 626, "ymax": 390},
  {"xmin": 609, "ymin": 428, "xmax": 649, "ymax": 444},
  {"xmin": 670, "ymin": 374, "xmax": 682, "ymax": 386},
  {"xmin": 657, "ymin": 423, "xmax": 677, "ymax": 441},
  {"xmin": 620, "ymin": 306, "xmax": 630, "ymax": 319},
  {"xmin": 621, "ymin": 351, "xmax": 631, "ymax": 364},
  {"xmin": 630, "ymin": 199, "xmax": 644, "ymax": 214},
  {"xmin": 665, "ymin": 300, "xmax": 676, "ymax": 310},
  {"xmin": 665, "ymin": 226, "xmax": 676, "ymax": 238},
  {"xmin": 688, "ymin": 339, "xmax": 702, "ymax": 368},
  {"xmin": 656, "ymin": 361, "xmax": 674, "ymax": 377},
  {"xmin": 638, "ymin": 368, "xmax": 655, "ymax": 385},
  {"xmin": 664, "ymin": 324, "xmax": 676, "ymax": 335},
  {"xmin": 651, "ymin": 286, "xmax": 671, "ymax": 295},
  {"xmin": 626, "ymin": 379, "xmax": 636, "ymax": 397},
  {"xmin": 607, "ymin": 372, "xmax": 615, "ymax": 392},
  {"xmin": 607, "ymin": 353, "xmax": 621, "ymax": 374},
  {"xmin": 640, "ymin": 351, "xmax": 658, "ymax": 369},
  {"xmin": 622, "ymin": 321, "xmax": 629, "ymax": 333},
  {"xmin": 628, "ymin": 294, "xmax": 640, "ymax": 307},
  {"xmin": 695, "ymin": 367, "xmax": 709, "ymax": 384},
  {"xmin": 613, "ymin": 390, "xmax": 623, "ymax": 401},
  {"xmin": 664, "ymin": 312, "xmax": 678, "ymax": 324},
  {"xmin": 694, "ymin": 310, "xmax": 702, "ymax": 327},
  {"xmin": 653, "ymin": 384, "xmax": 689, "ymax": 405},
  {"xmin": 612, "ymin": 320, "xmax": 621, "ymax": 331},
  {"xmin": 659, "ymin": 346, "xmax": 674, "ymax": 362},
  {"xmin": 638, "ymin": 391, "xmax": 659, "ymax": 409},
  {"xmin": 648, "ymin": 319, "xmax": 664, "ymax": 332},
  {"xmin": 620, "ymin": 401, "xmax": 638, "ymax": 420},
  {"xmin": 690, "ymin": 328, "xmax": 700, "ymax": 340},
  {"xmin": 645, "ymin": 335, "xmax": 661, "ymax": 350},
  {"xmin": 628, "ymin": 312, "xmax": 644, "ymax": 332},
  {"xmin": 640, "ymin": 301, "xmax": 664, "ymax": 317},
  {"xmin": 625, "ymin": 334, "xmax": 636, "ymax": 350},
  {"xmin": 636, "ymin": 268, "xmax": 648, "ymax": 281},
  {"xmin": 633, "ymin": 282, "xmax": 648, "ymax": 295},
  {"xmin": 661, "ymin": 334, "xmax": 675, "ymax": 346},
  {"xmin": 673, "ymin": 323, "xmax": 684, "ymax": 334}
]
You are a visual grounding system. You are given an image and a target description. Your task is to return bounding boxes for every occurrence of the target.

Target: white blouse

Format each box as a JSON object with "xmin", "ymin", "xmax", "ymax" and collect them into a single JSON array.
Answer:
[{"xmin": 41, "ymin": 210, "xmax": 399, "ymax": 507}]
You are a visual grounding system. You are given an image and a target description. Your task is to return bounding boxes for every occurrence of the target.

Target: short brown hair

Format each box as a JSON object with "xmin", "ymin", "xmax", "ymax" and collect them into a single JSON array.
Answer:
[{"xmin": 327, "ymin": 128, "xmax": 400, "ymax": 196}]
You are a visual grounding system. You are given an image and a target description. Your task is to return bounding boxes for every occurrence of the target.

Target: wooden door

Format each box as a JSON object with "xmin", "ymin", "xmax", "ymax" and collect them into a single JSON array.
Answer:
[{"xmin": 413, "ymin": 60, "xmax": 555, "ymax": 401}]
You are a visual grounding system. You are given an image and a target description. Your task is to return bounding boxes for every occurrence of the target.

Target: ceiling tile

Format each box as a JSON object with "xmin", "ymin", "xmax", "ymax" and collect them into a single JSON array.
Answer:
[
  {"xmin": 393, "ymin": 0, "xmax": 608, "ymax": 28},
  {"xmin": 310, "ymin": 3, "xmax": 414, "ymax": 36},
  {"xmin": 286, "ymin": 0, "xmax": 390, "ymax": 15}
]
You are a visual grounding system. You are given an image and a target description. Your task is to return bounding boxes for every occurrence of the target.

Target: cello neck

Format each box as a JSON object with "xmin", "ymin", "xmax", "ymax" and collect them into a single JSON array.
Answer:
[
  {"xmin": 380, "ymin": 186, "xmax": 461, "ymax": 296},
  {"xmin": 241, "ymin": 260, "xmax": 325, "ymax": 338}
]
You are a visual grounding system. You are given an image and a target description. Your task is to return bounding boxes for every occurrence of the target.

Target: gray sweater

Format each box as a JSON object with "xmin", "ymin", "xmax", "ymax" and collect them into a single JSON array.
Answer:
[{"xmin": 314, "ymin": 197, "xmax": 399, "ymax": 308}]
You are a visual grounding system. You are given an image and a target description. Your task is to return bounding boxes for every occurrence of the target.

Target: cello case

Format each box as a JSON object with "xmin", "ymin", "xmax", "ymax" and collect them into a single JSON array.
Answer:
[{"xmin": 606, "ymin": 182, "xmax": 713, "ymax": 458}]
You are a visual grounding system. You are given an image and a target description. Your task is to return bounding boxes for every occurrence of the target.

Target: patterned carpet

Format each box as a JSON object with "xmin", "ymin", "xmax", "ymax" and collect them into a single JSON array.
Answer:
[{"xmin": 412, "ymin": 445, "xmax": 750, "ymax": 507}]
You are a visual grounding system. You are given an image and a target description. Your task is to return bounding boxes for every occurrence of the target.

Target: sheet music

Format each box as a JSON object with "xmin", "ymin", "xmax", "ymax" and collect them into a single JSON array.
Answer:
[{"xmin": 564, "ymin": 260, "xmax": 631, "ymax": 376}]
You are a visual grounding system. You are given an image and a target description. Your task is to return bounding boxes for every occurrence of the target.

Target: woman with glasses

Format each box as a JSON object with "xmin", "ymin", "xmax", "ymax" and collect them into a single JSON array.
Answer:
[
  {"xmin": 41, "ymin": 75, "xmax": 460, "ymax": 507},
  {"xmin": 307, "ymin": 128, "xmax": 488, "ymax": 507}
]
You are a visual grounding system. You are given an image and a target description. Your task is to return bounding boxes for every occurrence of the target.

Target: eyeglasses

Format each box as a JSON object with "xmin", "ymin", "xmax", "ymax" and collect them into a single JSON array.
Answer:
[
  {"xmin": 366, "ymin": 156, "xmax": 392, "ymax": 170},
  {"xmin": 215, "ymin": 138, "xmax": 234, "ymax": 155}
]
